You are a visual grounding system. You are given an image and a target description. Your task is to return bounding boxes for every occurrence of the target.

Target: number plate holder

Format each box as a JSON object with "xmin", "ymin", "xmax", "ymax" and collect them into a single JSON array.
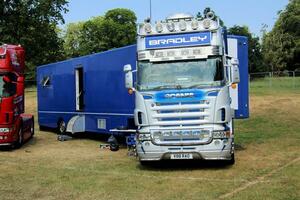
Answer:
[{"xmin": 170, "ymin": 153, "xmax": 193, "ymax": 160}]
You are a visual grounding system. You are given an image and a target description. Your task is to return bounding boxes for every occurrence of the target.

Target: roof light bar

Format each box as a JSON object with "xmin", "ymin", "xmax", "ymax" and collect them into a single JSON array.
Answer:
[{"xmin": 140, "ymin": 12, "xmax": 219, "ymax": 35}]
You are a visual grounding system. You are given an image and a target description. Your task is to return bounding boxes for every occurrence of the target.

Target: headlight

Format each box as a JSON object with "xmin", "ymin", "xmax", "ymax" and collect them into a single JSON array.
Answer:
[
  {"xmin": 0, "ymin": 128, "xmax": 11, "ymax": 133},
  {"xmin": 0, "ymin": 136, "xmax": 8, "ymax": 140},
  {"xmin": 138, "ymin": 134, "xmax": 151, "ymax": 141},
  {"xmin": 213, "ymin": 131, "xmax": 231, "ymax": 139},
  {"xmin": 144, "ymin": 23, "xmax": 152, "ymax": 33}
]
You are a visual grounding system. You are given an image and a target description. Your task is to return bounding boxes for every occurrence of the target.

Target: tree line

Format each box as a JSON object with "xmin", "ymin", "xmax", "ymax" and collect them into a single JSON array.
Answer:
[{"xmin": 0, "ymin": 0, "xmax": 299, "ymax": 79}]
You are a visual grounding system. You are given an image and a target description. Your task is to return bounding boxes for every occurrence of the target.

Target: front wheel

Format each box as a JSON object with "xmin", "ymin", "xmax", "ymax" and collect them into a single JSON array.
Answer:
[
  {"xmin": 139, "ymin": 161, "xmax": 148, "ymax": 166},
  {"xmin": 226, "ymin": 153, "xmax": 235, "ymax": 165},
  {"xmin": 15, "ymin": 128, "xmax": 24, "ymax": 149}
]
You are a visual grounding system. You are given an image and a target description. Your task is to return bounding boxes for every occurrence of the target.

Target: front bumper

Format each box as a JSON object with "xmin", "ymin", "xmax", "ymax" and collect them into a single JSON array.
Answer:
[
  {"xmin": 0, "ymin": 142, "xmax": 14, "ymax": 146},
  {"xmin": 136, "ymin": 138, "xmax": 234, "ymax": 161},
  {"xmin": 0, "ymin": 132, "xmax": 17, "ymax": 146}
]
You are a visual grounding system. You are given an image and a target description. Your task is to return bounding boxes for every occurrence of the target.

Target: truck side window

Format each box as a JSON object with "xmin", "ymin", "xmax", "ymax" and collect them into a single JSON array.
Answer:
[
  {"xmin": 0, "ymin": 73, "xmax": 17, "ymax": 97},
  {"xmin": 214, "ymin": 58, "xmax": 224, "ymax": 81}
]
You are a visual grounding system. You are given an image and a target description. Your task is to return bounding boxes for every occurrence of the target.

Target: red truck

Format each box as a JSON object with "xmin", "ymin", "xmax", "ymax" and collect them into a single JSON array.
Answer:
[{"xmin": 0, "ymin": 44, "xmax": 34, "ymax": 148}]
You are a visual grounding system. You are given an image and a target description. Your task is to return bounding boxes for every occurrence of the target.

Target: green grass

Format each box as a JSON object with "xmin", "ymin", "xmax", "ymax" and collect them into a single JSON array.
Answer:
[
  {"xmin": 250, "ymin": 77, "xmax": 300, "ymax": 95},
  {"xmin": 0, "ymin": 78, "xmax": 299, "ymax": 200}
]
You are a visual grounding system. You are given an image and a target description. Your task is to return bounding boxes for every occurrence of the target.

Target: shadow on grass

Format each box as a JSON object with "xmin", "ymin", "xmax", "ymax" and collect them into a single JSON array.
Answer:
[
  {"xmin": 235, "ymin": 143, "xmax": 246, "ymax": 151},
  {"xmin": 40, "ymin": 126, "xmax": 130, "ymax": 145},
  {"xmin": 0, "ymin": 146, "xmax": 12, "ymax": 151},
  {"xmin": 137, "ymin": 160, "xmax": 234, "ymax": 171},
  {"xmin": 22, "ymin": 136, "xmax": 38, "ymax": 149},
  {"xmin": 0, "ymin": 136, "xmax": 37, "ymax": 152}
]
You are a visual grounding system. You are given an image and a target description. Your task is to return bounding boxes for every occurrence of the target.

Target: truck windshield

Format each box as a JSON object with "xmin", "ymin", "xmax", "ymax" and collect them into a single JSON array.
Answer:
[
  {"xmin": 0, "ymin": 74, "xmax": 17, "ymax": 98},
  {"xmin": 137, "ymin": 57, "xmax": 225, "ymax": 91}
]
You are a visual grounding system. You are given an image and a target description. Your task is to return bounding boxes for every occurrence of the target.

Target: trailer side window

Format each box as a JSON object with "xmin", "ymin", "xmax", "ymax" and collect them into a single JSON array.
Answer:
[{"xmin": 41, "ymin": 76, "xmax": 51, "ymax": 87}]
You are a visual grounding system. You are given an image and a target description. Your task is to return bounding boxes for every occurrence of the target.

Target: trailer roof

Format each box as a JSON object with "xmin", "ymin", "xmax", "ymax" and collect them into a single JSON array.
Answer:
[{"xmin": 37, "ymin": 44, "xmax": 137, "ymax": 69}]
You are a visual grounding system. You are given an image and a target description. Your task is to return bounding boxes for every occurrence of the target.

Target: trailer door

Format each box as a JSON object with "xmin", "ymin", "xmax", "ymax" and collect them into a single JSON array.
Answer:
[
  {"xmin": 227, "ymin": 36, "xmax": 249, "ymax": 119},
  {"xmin": 75, "ymin": 67, "xmax": 84, "ymax": 111}
]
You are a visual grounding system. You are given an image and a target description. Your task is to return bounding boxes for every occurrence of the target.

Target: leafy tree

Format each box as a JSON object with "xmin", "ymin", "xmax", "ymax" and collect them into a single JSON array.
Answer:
[
  {"xmin": 63, "ymin": 8, "xmax": 137, "ymax": 58},
  {"xmin": 63, "ymin": 22, "xmax": 85, "ymax": 58},
  {"xmin": 80, "ymin": 16, "xmax": 106, "ymax": 54},
  {"xmin": 0, "ymin": 0, "xmax": 68, "ymax": 79},
  {"xmin": 228, "ymin": 25, "xmax": 264, "ymax": 73},
  {"xmin": 101, "ymin": 8, "xmax": 137, "ymax": 49},
  {"xmin": 262, "ymin": 0, "xmax": 300, "ymax": 71}
]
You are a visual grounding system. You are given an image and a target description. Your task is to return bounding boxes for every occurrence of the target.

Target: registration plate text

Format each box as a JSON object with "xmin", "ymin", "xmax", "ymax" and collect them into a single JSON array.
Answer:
[{"xmin": 170, "ymin": 153, "xmax": 193, "ymax": 160}]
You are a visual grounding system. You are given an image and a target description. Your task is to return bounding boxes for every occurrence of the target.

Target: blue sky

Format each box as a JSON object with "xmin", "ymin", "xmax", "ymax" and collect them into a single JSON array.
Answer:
[{"xmin": 63, "ymin": 0, "xmax": 289, "ymax": 37}]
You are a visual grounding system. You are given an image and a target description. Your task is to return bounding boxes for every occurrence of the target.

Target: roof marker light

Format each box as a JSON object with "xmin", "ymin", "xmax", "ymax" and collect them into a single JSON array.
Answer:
[
  {"xmin": 167, "ymin": 22, "xmax": 175, "ymax": 32},
  {"xmin": 144, "ymin": 23, "xmax": 152, "ymax": 33},
  {"xmin": 156, "ymin": 22, "xmax": 163, "ymax": 33},
  {"xmin": 203, "ymin": 19, "xmax": 211, "ymax": 29},
  {"xmin": 179, "ymin": 21, "xmax": 187, "ymax": 31},
  {"xmin": 191, "ymin": 20, "xmax": 199, "ymax": 30}
]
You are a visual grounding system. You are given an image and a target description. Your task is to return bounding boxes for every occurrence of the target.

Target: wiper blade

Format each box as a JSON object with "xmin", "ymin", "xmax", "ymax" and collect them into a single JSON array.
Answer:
[
  {"xmin": 186, "ymin": 83, "xmax": 213, "ymax": 89},
  {"xmin": 151, "ymin": 84, "xmax": 183, "ymax": 90}
]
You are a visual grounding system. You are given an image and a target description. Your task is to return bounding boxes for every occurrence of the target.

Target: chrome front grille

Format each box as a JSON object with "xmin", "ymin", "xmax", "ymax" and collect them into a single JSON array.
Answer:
[
  {"xmin": 151, "ymin": 129, "xmax": 212, "ymax": 146},
  {"xmin": 150, "ymin": 100, "xmax": 210, "ymax": 127}
]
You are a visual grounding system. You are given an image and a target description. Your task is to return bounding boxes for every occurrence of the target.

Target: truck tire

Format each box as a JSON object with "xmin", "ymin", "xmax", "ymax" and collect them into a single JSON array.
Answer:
[
  {"xmin": 30, "ymin": 117, "xmax": 35, "ymax": 137},
  {"xmin": 226, "ymin": 153, "xmax": 235, "ymax": 165},
  {"xmin": 139, "ymin": 161, "xmax": 149, "ymax": 166},
  {"xmin": 58, "ymin": 120, "xmax": 66, "ymax": 135},
  {"xmin": 15, "ymin": 127, "xmax": 24, "ymax": 149}
]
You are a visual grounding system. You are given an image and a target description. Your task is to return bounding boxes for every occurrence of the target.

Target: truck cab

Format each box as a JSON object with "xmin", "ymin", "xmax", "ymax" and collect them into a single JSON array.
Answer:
[
  {"xmin": 0, "ymin": 44, "xmax": 34, "ymax": 148},
  {"xmin": 124, "ymin": 12, "xmax": 248, "ymax": 163}
]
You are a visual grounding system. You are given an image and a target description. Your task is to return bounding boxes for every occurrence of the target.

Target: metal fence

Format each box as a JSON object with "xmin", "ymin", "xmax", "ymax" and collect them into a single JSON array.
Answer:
[
  {"xmin": 249, "ymin": 71, "xmax": 300, "ymax": 89},
  {"xmin": 249, "ymin": 71, "xmax": 300, "ymax": 80},
  {"xmin": 25, "ymin": 80, "xmax": 36, "ymax": 92}
]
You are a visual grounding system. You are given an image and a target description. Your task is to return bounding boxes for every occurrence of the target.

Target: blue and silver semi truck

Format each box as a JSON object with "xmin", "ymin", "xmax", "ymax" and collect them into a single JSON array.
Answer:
[
  {"xmin": 37, "ymin": 11, "xmax": 249, "ymax": 164},
  {"xmin": 123, "ymin": 12, "xmax": 249, "ymax": 163}
]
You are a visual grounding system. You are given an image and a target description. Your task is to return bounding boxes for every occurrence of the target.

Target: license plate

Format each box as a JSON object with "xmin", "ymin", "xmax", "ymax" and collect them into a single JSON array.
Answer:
[{"xmin": 170, "ymin": 153, "xmax": 193, "ymax": 160}]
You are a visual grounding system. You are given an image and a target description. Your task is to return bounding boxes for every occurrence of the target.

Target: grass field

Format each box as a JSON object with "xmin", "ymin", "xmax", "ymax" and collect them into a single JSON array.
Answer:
[{"xmin": 0, "ymin": 78, "xmax": 299, "ymax": 200}]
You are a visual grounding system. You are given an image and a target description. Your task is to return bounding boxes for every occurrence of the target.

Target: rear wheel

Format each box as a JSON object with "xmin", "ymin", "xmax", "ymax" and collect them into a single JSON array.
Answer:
[
  {"xmin": 30, "ymin": 117, "xmax": 35, "ymax": 138},
  {"xmin": 58, "ymin": 120, "xmax": 66, "ymax": 135}
]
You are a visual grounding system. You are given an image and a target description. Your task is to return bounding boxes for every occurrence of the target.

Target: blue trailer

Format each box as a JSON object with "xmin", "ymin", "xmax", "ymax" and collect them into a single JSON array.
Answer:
[{"xmin": 37, "ymin": 45, "xmax": 137, "ymax": 135}]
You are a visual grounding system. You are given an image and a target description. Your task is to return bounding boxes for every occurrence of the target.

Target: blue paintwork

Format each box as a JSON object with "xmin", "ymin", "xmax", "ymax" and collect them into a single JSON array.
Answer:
[
  {"xmin": 154, "ymin": 89, "xmax": 206, "ymax": 103},
  {"xmin": 207, "ymin": 91, "xmax": 219, "ymax": 97},
  {"xmin": 228, "ymin": 35, "xmax": 250, "ymax": 119},
  {"xmin": 145, "ymin": 32, "xmax": 211, "ymax": 49},
  {"xmin": 142, "ymin": 95, "xmax": 153, "ymax": 100},
  {"xmin": 37, "ymin": 45, "xmax": 137, "ymax": 134}
]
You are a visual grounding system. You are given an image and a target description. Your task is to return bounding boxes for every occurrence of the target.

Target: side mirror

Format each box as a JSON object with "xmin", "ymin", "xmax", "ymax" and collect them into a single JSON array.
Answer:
[
  {"xmin": 123, "ymin": 64, "xmax": 132, "ymax": 73},
  {"xmin": 123, "ymin": 64, "xmax": 133, "ymax": 89},
  {"xmin": 230, "ymin": 58, "xmax": 240, "ymax": 84}
]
